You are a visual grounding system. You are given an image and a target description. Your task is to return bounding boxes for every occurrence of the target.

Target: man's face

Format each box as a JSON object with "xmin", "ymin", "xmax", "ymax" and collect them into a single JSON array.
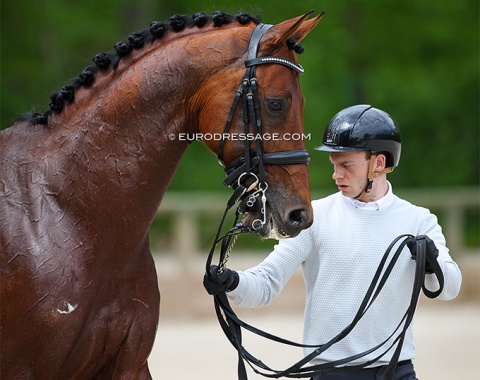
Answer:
[{"xmin": 329, "ymin": 150, "xmax": 369, "ymax": 199}]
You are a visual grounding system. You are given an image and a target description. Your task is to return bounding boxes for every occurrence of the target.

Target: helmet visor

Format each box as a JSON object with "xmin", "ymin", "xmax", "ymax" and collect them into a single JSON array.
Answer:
[{"xmin": 314, "ymin": 144, "xmax": 368, "ymax": 152}]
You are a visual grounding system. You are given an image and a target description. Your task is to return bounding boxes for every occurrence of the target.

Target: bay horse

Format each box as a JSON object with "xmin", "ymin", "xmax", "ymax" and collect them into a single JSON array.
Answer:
[{"xmin": 0, "ymin": 10, "xmax": 323, "ymax": 379}]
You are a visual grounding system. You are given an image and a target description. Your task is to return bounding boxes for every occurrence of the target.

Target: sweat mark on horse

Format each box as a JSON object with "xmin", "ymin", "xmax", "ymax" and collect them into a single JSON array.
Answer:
[{"xmin": 0, "ymin": 10, "xmax": 323, "ymax": 379}]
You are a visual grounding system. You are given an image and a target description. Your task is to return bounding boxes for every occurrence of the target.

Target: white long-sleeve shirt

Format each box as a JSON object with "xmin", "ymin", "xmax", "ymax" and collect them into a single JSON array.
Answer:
[{"xmin": 228, "ymin": 187, "xmax": 462, "ymax": 367}]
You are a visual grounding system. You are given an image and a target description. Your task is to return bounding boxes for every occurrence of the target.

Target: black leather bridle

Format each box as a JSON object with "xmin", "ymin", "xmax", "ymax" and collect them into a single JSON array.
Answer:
[
  {"xmin": 216, "ymin": 23, "xmax": 310, "ymax": 229},
  {"xmin": 206, "ymin": 22, "xmax": 312, "ymax": 298}
]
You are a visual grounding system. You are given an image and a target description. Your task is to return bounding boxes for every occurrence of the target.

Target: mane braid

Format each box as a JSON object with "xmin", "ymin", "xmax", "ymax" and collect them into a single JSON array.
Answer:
[{"xmin": 18, "ymin": 11, "xmax": 266, "ymax": 126}]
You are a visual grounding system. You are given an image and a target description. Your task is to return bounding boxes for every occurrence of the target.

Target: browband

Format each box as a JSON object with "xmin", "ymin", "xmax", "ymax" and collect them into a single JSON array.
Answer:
[{"xmin": 245, "ymin": 57, "xmax": 304, "ymax": 74}]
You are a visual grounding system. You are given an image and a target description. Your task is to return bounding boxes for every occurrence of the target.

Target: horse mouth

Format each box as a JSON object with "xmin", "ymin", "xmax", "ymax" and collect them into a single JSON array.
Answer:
[
  {"xmin": 265, "ymin": 216, "xmax": 291, "ymax": 239},
  {"xmin": 238, "ymin": 189, "xmax": 311, "ymax": 239},
  {"xmin": 242, "ymin": 206, "xmax": 291, "ymax": 240}
]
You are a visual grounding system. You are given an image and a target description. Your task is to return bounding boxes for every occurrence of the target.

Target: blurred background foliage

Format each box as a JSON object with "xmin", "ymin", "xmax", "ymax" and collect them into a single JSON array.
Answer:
[
  {"xmin": 1, "ymin": 0, "xmax": 478, "ymax": 189},
  {"xmin": 1, "ymin": 0, "xmax": 479, "ymax": 250}
]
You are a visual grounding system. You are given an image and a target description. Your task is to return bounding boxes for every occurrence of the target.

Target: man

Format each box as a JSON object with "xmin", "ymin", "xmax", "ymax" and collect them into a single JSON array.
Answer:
[{"xmin": 204, "ymin": 105, "xmax": 462, "ymax": 379}]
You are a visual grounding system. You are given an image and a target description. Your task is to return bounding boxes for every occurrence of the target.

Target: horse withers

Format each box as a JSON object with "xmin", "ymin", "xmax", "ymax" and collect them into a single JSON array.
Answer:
[{"xmin": 0, "ymin": 11, "xmax": 323, "ymax": 379}]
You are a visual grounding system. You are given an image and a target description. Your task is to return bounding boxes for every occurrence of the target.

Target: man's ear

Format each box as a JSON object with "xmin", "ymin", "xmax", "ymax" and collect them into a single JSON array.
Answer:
[{"xmin": 375, "ymin": 154, "xmax": 387, "ymax": 172}]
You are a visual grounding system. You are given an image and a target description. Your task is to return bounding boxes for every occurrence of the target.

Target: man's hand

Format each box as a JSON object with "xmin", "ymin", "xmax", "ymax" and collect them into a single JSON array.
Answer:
[
  {"xmin": 203, "ymin": 265, "xmax": 239, "ymax": 295},
  {"xmin": 407, "ymin": 235, "xmax": 439, "ymax": 274}
]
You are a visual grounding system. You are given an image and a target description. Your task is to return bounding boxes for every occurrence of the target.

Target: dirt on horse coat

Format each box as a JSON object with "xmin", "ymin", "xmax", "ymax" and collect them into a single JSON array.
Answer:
[{"xmin": 0, "ymin": 11, "xmax": 323, "ymax": 379}]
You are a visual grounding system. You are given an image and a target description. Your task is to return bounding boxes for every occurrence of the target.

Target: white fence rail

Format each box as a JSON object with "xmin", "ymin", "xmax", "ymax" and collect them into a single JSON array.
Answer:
[{"xmin": 155, "ymin": 187, "xmax": 479, "ymax": 266}]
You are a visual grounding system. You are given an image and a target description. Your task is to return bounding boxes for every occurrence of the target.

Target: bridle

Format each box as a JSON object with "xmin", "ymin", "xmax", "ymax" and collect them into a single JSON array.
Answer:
[
  {"xmin": 206, "ymin": 21, "xmax": 311, "ymax": 291},
  {"xmin": 216, "ymin": 23, "xmax": 310, "ymax": 230},
  {"xmin": 205, "ymin": 24, "xmax": 313, "ymax": 370}
]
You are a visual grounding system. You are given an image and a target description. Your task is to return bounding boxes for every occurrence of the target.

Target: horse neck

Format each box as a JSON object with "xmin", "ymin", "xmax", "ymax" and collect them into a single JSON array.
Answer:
[
  {"xmin": 60, "ymin": 23, "xmax": 247, "ymax": 129},
  {"xmin": 47, "ymin": 24, "xmax": 248, "ymax": 222}
]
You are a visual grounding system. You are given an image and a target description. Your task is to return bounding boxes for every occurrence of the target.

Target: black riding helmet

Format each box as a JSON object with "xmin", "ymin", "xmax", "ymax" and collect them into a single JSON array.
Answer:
[{"xmin": 315, "ymin": 104, "xmax": 401, "ymax": 168}]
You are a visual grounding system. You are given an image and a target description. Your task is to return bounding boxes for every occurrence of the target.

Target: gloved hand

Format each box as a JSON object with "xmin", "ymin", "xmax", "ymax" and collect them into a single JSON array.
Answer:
[
  {"xmin": 203, "ymin": 265, "xmax": 239, "ymax": 295},
  {"xmin": 407, "ymin": 235, "xmax": 439, "ymax": 274}
]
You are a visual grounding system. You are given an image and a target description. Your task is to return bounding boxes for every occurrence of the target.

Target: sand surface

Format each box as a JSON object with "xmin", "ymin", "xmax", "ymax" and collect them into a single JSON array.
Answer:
[{"xmin": 148, "ymin": 254, "xmax": 480, "ymax": 379}]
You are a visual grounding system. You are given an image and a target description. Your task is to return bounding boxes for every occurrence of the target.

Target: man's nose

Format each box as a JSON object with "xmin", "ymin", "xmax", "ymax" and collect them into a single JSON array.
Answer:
[{"xmin": 332, "ymin": 167, "xmax": 343, "ymax": 180}]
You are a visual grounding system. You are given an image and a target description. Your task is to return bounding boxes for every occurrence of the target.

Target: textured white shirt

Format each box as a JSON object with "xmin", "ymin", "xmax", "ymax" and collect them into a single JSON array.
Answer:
[{"xmin": 228, "ymin": 189, "xmax": 462, "ymax": 367}]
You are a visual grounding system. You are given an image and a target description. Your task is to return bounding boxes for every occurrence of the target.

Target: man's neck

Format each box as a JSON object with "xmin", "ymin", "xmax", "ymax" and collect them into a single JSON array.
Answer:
[{"xmin": 356, "ymin": 178, "xmax": 389, "ymax": 203}]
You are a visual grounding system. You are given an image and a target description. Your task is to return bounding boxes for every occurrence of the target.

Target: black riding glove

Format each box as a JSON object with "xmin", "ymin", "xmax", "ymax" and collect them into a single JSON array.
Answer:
[
  {"xmin": 203, "ymin": 265, "xmax": 239, "ymax": 295},
  {"xmin": 407, "ymin": 235, "xmax": 439, "ymax": 274}
]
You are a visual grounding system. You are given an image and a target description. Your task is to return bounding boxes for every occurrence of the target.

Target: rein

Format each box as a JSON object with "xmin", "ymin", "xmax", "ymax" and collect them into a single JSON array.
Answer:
[{"xmin": 207, "ymin": 232, "xmax": 444, "ymax": 379}]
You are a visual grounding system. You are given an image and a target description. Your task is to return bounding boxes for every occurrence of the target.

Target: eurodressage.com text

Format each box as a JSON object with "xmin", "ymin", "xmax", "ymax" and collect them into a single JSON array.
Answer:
[{"xmin": 169, "ymin": 132, "xmax": 312, "ymax": 142}]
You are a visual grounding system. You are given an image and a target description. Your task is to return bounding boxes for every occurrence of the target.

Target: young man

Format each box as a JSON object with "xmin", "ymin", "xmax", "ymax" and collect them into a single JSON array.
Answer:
[{"xmin": 204, "ymin": 105, "xmax": 462, "ymax": 379}]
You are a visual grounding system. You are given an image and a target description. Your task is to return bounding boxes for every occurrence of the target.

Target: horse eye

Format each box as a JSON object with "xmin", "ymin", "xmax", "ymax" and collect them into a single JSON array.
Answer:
[{"xmin": 267, "ymin": 100, "xmax": 283, "ymax": 112}]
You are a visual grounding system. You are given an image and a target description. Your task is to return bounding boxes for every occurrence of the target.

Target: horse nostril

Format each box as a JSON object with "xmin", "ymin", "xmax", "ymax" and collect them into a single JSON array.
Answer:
[{"xmin": 288, "ymin": 208, "xmax": 310, "ymax": 229}]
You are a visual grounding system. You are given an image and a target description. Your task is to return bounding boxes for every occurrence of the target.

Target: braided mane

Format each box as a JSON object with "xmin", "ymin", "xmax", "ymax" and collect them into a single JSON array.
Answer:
[{"xmin": 19, "ymin": 11, "xmax": 304, "ymax": 126}]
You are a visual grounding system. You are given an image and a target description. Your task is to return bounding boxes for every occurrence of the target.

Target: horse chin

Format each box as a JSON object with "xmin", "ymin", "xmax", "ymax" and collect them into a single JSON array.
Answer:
[{"xmin": 265, "ymin": 221, "xmax": 290, "ymax": 240}]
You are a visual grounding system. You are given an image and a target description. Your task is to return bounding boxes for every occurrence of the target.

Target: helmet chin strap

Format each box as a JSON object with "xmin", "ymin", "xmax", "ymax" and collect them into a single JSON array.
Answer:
[{"xmin": 354, "ymin": 153, "xmax": 394, "ymax": 200}]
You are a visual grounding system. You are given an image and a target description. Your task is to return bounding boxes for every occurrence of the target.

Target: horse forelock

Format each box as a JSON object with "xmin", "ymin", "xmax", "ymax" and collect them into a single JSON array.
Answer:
[{"xmin": 18, "ymin": 11, "xmax": 264, "ymax": 127}]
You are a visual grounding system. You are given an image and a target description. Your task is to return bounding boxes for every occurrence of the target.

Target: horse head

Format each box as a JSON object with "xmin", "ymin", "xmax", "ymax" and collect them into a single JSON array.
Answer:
[{"xmin": 196, "ymin": 11, "xmax": 324, "ymax": 239}]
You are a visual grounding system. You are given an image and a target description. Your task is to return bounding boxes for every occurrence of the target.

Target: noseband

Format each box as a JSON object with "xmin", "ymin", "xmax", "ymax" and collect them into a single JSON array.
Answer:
[{"xmin": 216, "ymin": 23, "xmax": 310, "ymax": 228}]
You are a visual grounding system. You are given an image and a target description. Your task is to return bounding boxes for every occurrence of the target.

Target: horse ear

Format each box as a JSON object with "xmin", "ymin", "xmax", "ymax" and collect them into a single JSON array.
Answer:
[
  {"xmin": 260, "ymin": 10, "xmax": 325, "ymax": 54},
  {"xmin": 291, "ymin": 10, "xmax": 325, "ymax": 43}
]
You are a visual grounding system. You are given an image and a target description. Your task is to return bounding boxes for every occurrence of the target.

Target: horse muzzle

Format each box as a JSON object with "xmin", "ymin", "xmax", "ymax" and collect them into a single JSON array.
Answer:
[{"xmin": 240, "ymin": 194, "xmax": 312, "ymax": 239}]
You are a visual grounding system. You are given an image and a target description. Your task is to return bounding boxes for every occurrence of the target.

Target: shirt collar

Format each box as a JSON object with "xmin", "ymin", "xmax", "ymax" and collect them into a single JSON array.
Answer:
[{"xmin": 344, "ymin": 181, "xmax": 394, "ymax": 211}]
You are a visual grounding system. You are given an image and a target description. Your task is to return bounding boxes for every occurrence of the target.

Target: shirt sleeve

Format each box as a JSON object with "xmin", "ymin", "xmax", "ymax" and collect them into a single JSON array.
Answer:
[
  {"xmin": 420, "ymin": 211, "xmax": 462, "ymax": 300},
  {"xmin": 228, "ymin": 226, "xmax": 313, "ymax": 307}
]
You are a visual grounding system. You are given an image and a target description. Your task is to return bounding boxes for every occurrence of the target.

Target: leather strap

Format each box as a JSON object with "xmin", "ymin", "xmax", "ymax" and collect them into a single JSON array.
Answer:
[
  {"xmin": 223, "ymin": 150, "xmax": 310, "ymax": 187},
  {"xmin": 247, "ymin": 24, "xmax": 273, "ymax": 59},
  {"xmin": 245, "ymin": 57, "xmax": 304, "ymax": 73}
]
